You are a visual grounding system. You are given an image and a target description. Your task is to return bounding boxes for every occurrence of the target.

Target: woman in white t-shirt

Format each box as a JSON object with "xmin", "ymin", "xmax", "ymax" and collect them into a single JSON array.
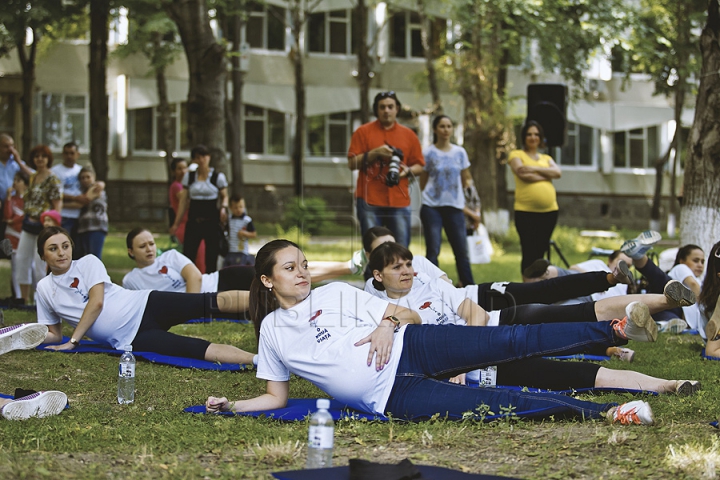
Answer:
[
  {"xmin": 363, "ymin": 242, "xmax": 698, "ymax": 394},
  {"xmin": 420, "ymin": 116, "xmax": 474, "ymax": 287},
  {"xmin": 123, "ymin": 228, "xmax": 254, "ymax": 293},
  {"xmin": 34, "ymin": 226, "xmax": 254, "ymax": 365},
  {"xmin": 206, "ymin": 239, "xmax": 661, "ymax": 423},
  {"xmin": 697, "ymin": 241, "xmax": 720, "ymax": 354}
]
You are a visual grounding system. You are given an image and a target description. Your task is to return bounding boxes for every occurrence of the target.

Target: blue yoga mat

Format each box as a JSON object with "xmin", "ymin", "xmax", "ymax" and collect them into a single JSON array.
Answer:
[
  {"xmin": 544, "ymin": 354, "xmax": 610, "ymax": 362},
  {"xmin": 702, "ymin": 349, "xmax": 720, "ymax": 361},
  {"xmin": 37, "ymin": 337, "xmax": 249, "ymax": 371},
  {"xmin": 464, "ymin": 384, "xmax": 658, "ymax": 396},
  {"xmin": 185, "ymin": 317, "xmax": 249, "ymax": 324},
  {"xmin": 273, "ymin": 465, "xmax": 517, "ymax": 480},
  {"xmin": 1, "ymin": 392, "xmax": 70, "ymax": 410}
]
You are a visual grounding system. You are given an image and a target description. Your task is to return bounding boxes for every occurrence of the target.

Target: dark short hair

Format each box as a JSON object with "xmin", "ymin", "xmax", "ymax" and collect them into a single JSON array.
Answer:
[
  {"xmin": 372, "ymin": 91, "xmax": 401, "ymax": 117},
  {"xmin": 521, "ymin": 120, "xmax": 546, "ymax": 149},
  {"xmin": 230, "ymin": 194, "xmax": 244, "ymax": 204},
  {"xmin": 29, "ymin": 144, "xmax": 54, "ymax": 169},
  {"xmin": 14, "ymin": 171, "xmax": 29, "ymax": 185},
  {"xmin": 63, "ymin": 142, "xmax": 79, "ymax": 152},
  {"xmin": 362, "ymin": 226, "xmax": 395, "ymax": 253},
  {"xmin": 170, "ymin": 157, "xmax": 186, "ymax": 171},
  {"xmin": 37, "ymin": 226, "xmax": 73, "ymax": 259},
  {"xmin": 368, "ymin": 242, "xmax": 413, "ymax": 291},
  {"xmin": 190, "ymin": 144, "xmax": 210, "ymax": 159}
]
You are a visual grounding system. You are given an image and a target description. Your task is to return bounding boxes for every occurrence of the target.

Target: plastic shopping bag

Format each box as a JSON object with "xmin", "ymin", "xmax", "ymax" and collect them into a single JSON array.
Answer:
[{"xmin": 467, "ymin": 224, "xmax": 493, "ymax": 264}]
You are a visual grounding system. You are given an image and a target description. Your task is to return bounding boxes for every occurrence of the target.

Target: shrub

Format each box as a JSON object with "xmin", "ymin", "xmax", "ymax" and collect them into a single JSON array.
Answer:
[{"xmin": 280, "ymin": 197, "xmax": 335, "ymax": 236}]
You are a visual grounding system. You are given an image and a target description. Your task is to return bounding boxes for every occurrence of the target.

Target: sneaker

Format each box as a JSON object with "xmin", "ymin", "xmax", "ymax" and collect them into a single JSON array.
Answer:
[
  {"xmin": 523, "ymin": 258, "xmax": 550, "ymax": 279},
  {"xmin": 348, "ymin": 249, "xmax": 367, "ymax": 275},
  {"xmin": 608, "ymin": 347, "xmax": 635, "ymax": 362},
  {"xmin": 663, "ymin": 280, "xmax": 696, "ymax": 308},
  {"xmin": 1, "ymin": 391, "xmax": 67, "ymax": 421},
  {"xmin": 675, "ymin": 380, "xmax": 701, "ymax": 396},
  {"xmin": 612, "ymin": 302, "xmax": 658, "ymax": 342},
  {"xmin": 705, "ymin": 314, "xmax": 720, "ymax": 342},
  {"xmin": 0, "ymin": 324, "xmax": 48, "ymax": 355},
  {"xmin": 607, "ymin": 400, "xmax": 654, "ymax": 425},
  {"xmin": 612, "ymin": 260, "xmax": 634, "ymax": 285},
  {"xmin": 656, "ymin": 318, "xmax": 688, "ymax": 334},
  {"xmin": 620, "ymin": 230, "xmax": 662, "ymax": 260},
  {"xmin": 0, "ymin": 238, "xmax": 11, "ymax": 259}
]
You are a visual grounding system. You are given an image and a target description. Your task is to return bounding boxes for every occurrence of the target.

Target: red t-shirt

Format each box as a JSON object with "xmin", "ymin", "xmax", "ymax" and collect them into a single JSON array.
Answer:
[{"xmin": 348, "ymin": 120, "xmax": 424, "ymax": 208}]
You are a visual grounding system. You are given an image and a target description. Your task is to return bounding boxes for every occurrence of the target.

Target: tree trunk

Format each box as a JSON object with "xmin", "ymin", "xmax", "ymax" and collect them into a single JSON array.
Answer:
[
  {"xmin": 89, "ymin": 0, "xmax": 109, "ymax": 182},
  {"xmin": 290, "ymin": 1, "xmax": 306, "ymax": 198},
  {"xmin": 152, "ymin": 32, "xmax": 174, "ymax": 175},
  {"xmin": 680, "ymin": 0, "xmax": 720, "ymax": 255},
  {"xmin": 417, "ymin": 0, "xmax": 441, "ymax": 115},
  {"xmin": 228, "ymin": 14, "xmax": 245, "ymax": 195},
  {"xmin": 15, "ymin": 29, "xmax": 36, "ymax": 160},
  {"xmin": 165, "ymin": 0, "xmax": 227, "ymax": 173},
  {"xmin": 355, "ymin": 0, "xmax": 371, "ymax": 123}
]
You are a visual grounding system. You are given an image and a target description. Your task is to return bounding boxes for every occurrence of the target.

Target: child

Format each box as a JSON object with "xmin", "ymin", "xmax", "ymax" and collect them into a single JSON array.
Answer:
[
  {"xmin": 2, "ymin": 173, "xmax": 28, "ymax": 305},
  {"xmin": 76, "ymin": 166, "xmax": 107, "ymax": 259},
  {"xmin": 40, "ymin": 210, "xmax": 62, "ymax": 228},
  {"xmin": 223, "ymin": 194, "xmax": 256, "ymax": 267}
]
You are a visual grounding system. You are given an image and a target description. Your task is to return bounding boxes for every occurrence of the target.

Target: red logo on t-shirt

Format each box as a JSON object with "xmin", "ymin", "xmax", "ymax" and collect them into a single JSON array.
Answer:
[
  {"xmin": 309, "ymin": 310, "xmax": 323, "ymax": 322},
  {"xmin": 419, "ymin": 302, "xmax": 432, "ymax": 310},
  {"xmin": 70, "ymin": 278, "xmax": 80, "ymax": 288},
  {"xmin": 159, "ymin": 266, "xmax": 168, "ymax": 274}
]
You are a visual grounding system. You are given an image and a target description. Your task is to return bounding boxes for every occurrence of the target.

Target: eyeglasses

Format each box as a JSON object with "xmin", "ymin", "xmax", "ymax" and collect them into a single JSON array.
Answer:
[{"xmin": 377, "ymin": 91, "xmax": 396, "ymax": 99}]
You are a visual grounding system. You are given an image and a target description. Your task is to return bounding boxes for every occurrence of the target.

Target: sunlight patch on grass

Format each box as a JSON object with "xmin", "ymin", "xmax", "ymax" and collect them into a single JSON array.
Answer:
[
  {"xmin": 248, "ymin": 438, "xmax": 303, "ymax": 466},
  {"xmin": 665, "ymin": 437, "xmax": 720, "ymax": 478}
]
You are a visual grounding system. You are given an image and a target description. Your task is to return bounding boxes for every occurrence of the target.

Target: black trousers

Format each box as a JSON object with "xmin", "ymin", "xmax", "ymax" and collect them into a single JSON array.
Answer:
[{"xmin": 515, "ymin": 209, "xmax": 559, "ymax": 273}]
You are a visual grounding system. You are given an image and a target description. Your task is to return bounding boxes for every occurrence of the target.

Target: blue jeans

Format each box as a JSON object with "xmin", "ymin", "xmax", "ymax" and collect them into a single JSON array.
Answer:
[
  {"xmin": 385, "ymin": 323, "xmax": 619, "ymax": 421},
  {"xmin": 80, "ymin": 231, "xmax": 107, "ymax": 259},
  {"xmin": 356, "ymin": 198, "xmax": 411, "ymax": 247},
  {"xmin": 420, "ymin": 205, "xmax": 474, "ymax": 286}
]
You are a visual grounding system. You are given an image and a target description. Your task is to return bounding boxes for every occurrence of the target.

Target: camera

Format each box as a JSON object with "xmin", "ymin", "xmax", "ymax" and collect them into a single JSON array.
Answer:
[{"xmin": 385, "ymin": 144, "xmax": 404, "ymax": 186}]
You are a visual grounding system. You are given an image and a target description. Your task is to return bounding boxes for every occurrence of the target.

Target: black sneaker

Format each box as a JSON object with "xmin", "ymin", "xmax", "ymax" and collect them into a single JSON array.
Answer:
[{"xmin": 523, "ymin": 258, "xmax": 550, "ymax": 279}]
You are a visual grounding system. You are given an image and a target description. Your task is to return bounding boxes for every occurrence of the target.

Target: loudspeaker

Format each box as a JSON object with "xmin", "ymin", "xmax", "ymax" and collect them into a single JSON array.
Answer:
[{"xmin": 526, "ymin": 84, "xmax": 568, "ymax": 147}]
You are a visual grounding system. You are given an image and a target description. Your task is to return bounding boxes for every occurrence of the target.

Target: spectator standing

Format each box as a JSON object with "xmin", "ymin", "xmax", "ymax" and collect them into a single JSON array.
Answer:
[
  {"xmin": 76, "ymin": 166, "xmax": 108, "ymax": 259},
  {"xmin": 17, "ymin": 145, "xmax": 62, "ymax": 303},
  {"xmin": 347, "ymin": 92, "xmax": 424, "ymax": 247},
  {"xmin": 419, "ymin": 115, "xmax": 474, "ymax": 287},
  {"xmin": 168, "ymin": 157, "xmax": 205, "ymax": 273},
  {"xmin": 169, "ymin": 145, "xmax": 228, "ymax": 273},
  {"xmin": 3, "ymin": 172, "xmax": 28, "ymax": 305},
  {"xmin": 0, "ymin": 134, "xmax": 33, "ymax": 239},
  {"xmin": 509, "ymin": 121, "xmax": 562, "ymax": 278},
  {"xmin": 51, "ymin": 142, "xmax": 84, "ymax": 257},
  {"xmin": 224, "ymin": 194, "xmax": 257, "ymax": 267}
]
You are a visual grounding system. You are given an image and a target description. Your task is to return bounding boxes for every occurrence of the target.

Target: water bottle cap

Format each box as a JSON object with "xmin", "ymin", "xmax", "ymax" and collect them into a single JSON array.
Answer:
[
  {"xmin": 124, "ymin": 345, "xmax": 133, "ymax": 352},
  {"xmin": 316, "ymin": 398, "xmax": 330, "ymax": 410}
]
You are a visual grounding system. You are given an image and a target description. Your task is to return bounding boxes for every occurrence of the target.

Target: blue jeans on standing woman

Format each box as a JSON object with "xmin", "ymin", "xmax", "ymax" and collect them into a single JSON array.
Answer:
[
  {"xmin": 385, "ymin": 322, "xmax": 622, "ymax": 421},
  {"xmin": 356, "ymin": 198, "xmax": 411, "ymax": 247},
  {"xmin": 420, "ymin": 205, "xmax": 474, "ymax": 286}
]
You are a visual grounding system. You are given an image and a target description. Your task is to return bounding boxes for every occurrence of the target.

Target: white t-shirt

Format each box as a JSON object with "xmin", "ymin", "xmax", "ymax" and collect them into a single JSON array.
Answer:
[
  {"xmin": 669, "ymin": 263, "xmax": 705, "ymax": 331},
  {"xmin": 256, "ymin": 283, "xmax": 400, "ymax": 416},
  {"xmin": 365, "ymin": 272, "xmax": 470, "ymax": 326},
  {"xmin": 421, "ymin": 144, "xmax": 470, "ymax": 209},
  {"xmin": 51, "ymin": 163, "xmax": 83, "ymax": 219},
  {"xmin": 122, "ymin": 249, "xmax": 219, "ymax": 293},
  {"xmin": 408, "ymin": 254, "xmax": 480, "ymax": 300},
  {"xmin": 36, "ymin": 255, "xmax": 152, "ymax": 349},
  {"xmin": 182, "ymin": 168, "xmax": 228, "ymax": 200}
]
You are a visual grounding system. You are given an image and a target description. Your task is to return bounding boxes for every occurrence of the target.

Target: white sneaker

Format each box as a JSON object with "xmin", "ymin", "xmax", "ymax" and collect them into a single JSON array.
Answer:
[
  {"xmin": 1, "ymin": 391, "xmax": 67, "ymax": 421},
  {"xmin": 607, "ymin": 400, "xmax": 654, "ymax": 425},
  {"xmin": 348, "ymin": 249, "xmax": 367, "ymax": 275},
  {"xmin": 620, "ymin": 230, "xmax": 662, "ymax": 260},
  {"xmin": 0, "ymin": 324, "xmax": 48, "ymax": 355},
  {"xmin": 612, "ymin": 302, "xmax": 658, "ymax": 342},
  {"xmin": 656, "ymin": 318, "xmax": 688, "ymax": 334}
]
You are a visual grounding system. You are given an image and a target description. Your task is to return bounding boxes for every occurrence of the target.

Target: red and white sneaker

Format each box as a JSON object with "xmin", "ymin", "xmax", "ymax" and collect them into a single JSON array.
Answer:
[
  {"xmin": 0, "ymin": 324, "xmax": 48, "ymax": 355},
  {"xmin": 1, "ymin": 391, "xmax": 67, "ymax": 421},
  {"xmin": 611, "ymin": 303, "xmax": 658, "ymax": 342},
  {"xmin": 607, "ymin": 400, "xmax": 654, "ymax": 425}
]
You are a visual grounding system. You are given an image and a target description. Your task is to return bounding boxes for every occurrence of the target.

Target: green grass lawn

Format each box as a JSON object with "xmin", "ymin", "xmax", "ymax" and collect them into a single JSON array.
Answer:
[{"xmin": 2, "ymin": 226, "xmax": 719, "ymax": 479}]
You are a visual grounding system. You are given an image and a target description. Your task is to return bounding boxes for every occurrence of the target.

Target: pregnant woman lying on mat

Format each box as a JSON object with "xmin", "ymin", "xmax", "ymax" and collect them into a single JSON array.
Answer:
[{"xmin": 206, "ymin": 239, "xmax": 662, "ymax": 425}]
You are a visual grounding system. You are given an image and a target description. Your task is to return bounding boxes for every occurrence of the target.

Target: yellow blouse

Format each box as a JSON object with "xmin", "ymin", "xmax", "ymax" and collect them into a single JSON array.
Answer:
[{"xmin": 510, "ymin": 149, "xmax": 559, "ymax": 213}]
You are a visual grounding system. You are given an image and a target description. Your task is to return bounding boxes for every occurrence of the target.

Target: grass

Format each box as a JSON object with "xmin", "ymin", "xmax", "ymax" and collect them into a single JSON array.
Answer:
[{"xmin": 1, "ymin": 226, "xmax": 719, "ymax": 479}]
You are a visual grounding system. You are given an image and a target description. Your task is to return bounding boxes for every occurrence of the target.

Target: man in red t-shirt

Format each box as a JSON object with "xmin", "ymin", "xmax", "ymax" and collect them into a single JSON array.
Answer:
[{"xmin": 347, "ymin": 92, "xmax": 424, "ymax": 247}]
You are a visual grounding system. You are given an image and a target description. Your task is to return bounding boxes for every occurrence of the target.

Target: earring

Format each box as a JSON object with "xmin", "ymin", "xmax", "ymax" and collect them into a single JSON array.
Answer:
[{"xmin": 268, "ymin": 287, "xmax": 272, "ymax": 292}]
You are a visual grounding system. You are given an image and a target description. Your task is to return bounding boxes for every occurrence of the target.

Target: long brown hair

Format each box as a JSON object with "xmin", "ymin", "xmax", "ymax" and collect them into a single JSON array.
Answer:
[
  {"xmin": 249, "ymin": 239, "xmax": 301, "ymax": 341},
  {"xmin": 699, "ymin": 241, "xmax": 720, "ymax": 319},
  {"xmin": 37, "ymin": 225, "xmax": 72, "ymax": 259}
]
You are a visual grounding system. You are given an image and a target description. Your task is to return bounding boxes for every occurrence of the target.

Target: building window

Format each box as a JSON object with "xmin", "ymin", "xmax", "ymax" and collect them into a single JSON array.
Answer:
[
  {"xmin": 389, "ymin": 11, "xmax": 445, "ymax": 59},
  {"xmin": 245, "ymin": 106, "xmax": 286, "ymax": 155},
  {"xmin": 38, "ymin": 93, "xmax": 89, "ymax": 150},
  {"xmin": 556, "ymin": 122, "xmax": 594, "ymax": 167},
  {"xmin": 247, "ymin": 3, "xmax": 286, "ymax": 51},
  {"xmin": 613, "ymin": 126, "xmax": 659, "ymax": 169},
  {"xmin": 130, "ymin": 103, "xmax": 189, "ymax": 153},
  {"xmin": 308, "ymin": 9, "xmax": 356, "ymax": 55},
  {"xmin": 307, "ymin": 111, "xmax": 355, "ymax": 157}
]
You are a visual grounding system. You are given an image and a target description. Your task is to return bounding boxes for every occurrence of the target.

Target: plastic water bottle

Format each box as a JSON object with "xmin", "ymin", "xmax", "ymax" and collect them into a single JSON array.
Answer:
[
  {"xmin": 479, "ymin": 365, "xmax": 497, "ymax": 387},
  {"xmin": 306, "ymin": 399, "xmax": 334, "ymax": 469},
  {"xmin": 117, "ymin": 346, "xmax": 136, "ymax": 404}
]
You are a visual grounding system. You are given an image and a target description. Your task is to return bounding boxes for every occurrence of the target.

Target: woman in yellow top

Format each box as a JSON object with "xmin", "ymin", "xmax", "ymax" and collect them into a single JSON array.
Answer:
[{"xmin": 509, "ymin": 121, "xmax": 561, "ymax": 279}]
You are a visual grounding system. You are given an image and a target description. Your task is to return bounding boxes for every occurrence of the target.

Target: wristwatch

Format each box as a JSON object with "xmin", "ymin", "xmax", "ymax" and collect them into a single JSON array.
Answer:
[
  {"xmin": 70, "ymin": 337, "xmax": 79, "ymax": 346},
  {"xmin": 384, "ymin": 315, "xmax": 401, "ymax": 332}
]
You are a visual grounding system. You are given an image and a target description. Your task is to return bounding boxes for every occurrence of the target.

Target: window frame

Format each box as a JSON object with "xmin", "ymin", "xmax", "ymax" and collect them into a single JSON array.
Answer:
[
  {"xmin": 37, "ymin": 92, "xmax": 90, "ymax": 153},
  {"xmin": 245, "ymin": 3, "xmax": 287, "ymax": 52},
  {"xmin": 553, "ymin": 122, "xmax": 597, "ymax": 170},
  {"xmin": 305, "ymin": 111, "xmax": 354, "ymax": 161},
  {"xmin": 612, "ymin": 125, "xmax": 659, "ymax": 171},
  {"xmin": 129, "ymin": 102, "xmax": 187, "ymax": 155},
  {"xmin": 307, "ymin": 8, "xmax": 354, "ymax": 56},
  {"xmin": 389, "ymin": 10, "xmax": 425, "ymax": 60},
  {"xmin": 244, "ymin": 106, "xmax": 287, "ymax": 159}
]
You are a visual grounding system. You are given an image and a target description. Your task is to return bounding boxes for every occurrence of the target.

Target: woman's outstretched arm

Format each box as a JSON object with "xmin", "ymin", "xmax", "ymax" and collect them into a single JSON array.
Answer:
[
  {"xmin": 45, "ymin": 283, "xmax": 105, "ymax": 351},
  {"xmin": 206, "ymin": 380, "xmax": 289, "ymax": 413}
]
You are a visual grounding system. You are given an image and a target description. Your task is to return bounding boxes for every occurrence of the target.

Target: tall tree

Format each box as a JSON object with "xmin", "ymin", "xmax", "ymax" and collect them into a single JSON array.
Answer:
[
  {"xmin": 163, "ymin": 0, "xmax": 227, "ymax": 173},
  {"xmin": 417, "ymin": 0, "xmax": 442, "ymax": 115},
  {"xmin": 114, "ymin": 2, "xmax": 182, "ymax": 175},
  {"xmin": 89, "ymin": 0, "xmax": 110, "ymax": 181},
  {"xmin": 626, "ymin": 0, "xmax": 705, "ymax": 233},
  {"xmin": 680, "ymin": 0, "xmax": 720, "ymax": 255}
]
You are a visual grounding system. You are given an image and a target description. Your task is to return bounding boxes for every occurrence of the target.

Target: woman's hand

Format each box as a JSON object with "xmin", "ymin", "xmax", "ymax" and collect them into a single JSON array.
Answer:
[
  {"xmin": 354, "ymin": 321, "xmax": 395, "ymax": 371},
  {"xmin": 206, "ymin": 396, "xmax": 232, "ymax": 413},
  {"xmin": 449, "ymin": 373, "xmax": 466, "ymax": 385},
  {"xmin": 46, "ymin": 341, "xmax": 77, "ymax": 352}
]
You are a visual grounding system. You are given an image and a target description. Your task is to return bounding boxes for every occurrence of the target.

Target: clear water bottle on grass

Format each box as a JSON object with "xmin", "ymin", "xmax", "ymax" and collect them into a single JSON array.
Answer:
[
  {"xmin": 117, "ymin": 345, "xmax": 136, "ymax": 404},
  {"xmin": 306, "ymin": 398, "xmax": 334, "ymax": 469}
]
